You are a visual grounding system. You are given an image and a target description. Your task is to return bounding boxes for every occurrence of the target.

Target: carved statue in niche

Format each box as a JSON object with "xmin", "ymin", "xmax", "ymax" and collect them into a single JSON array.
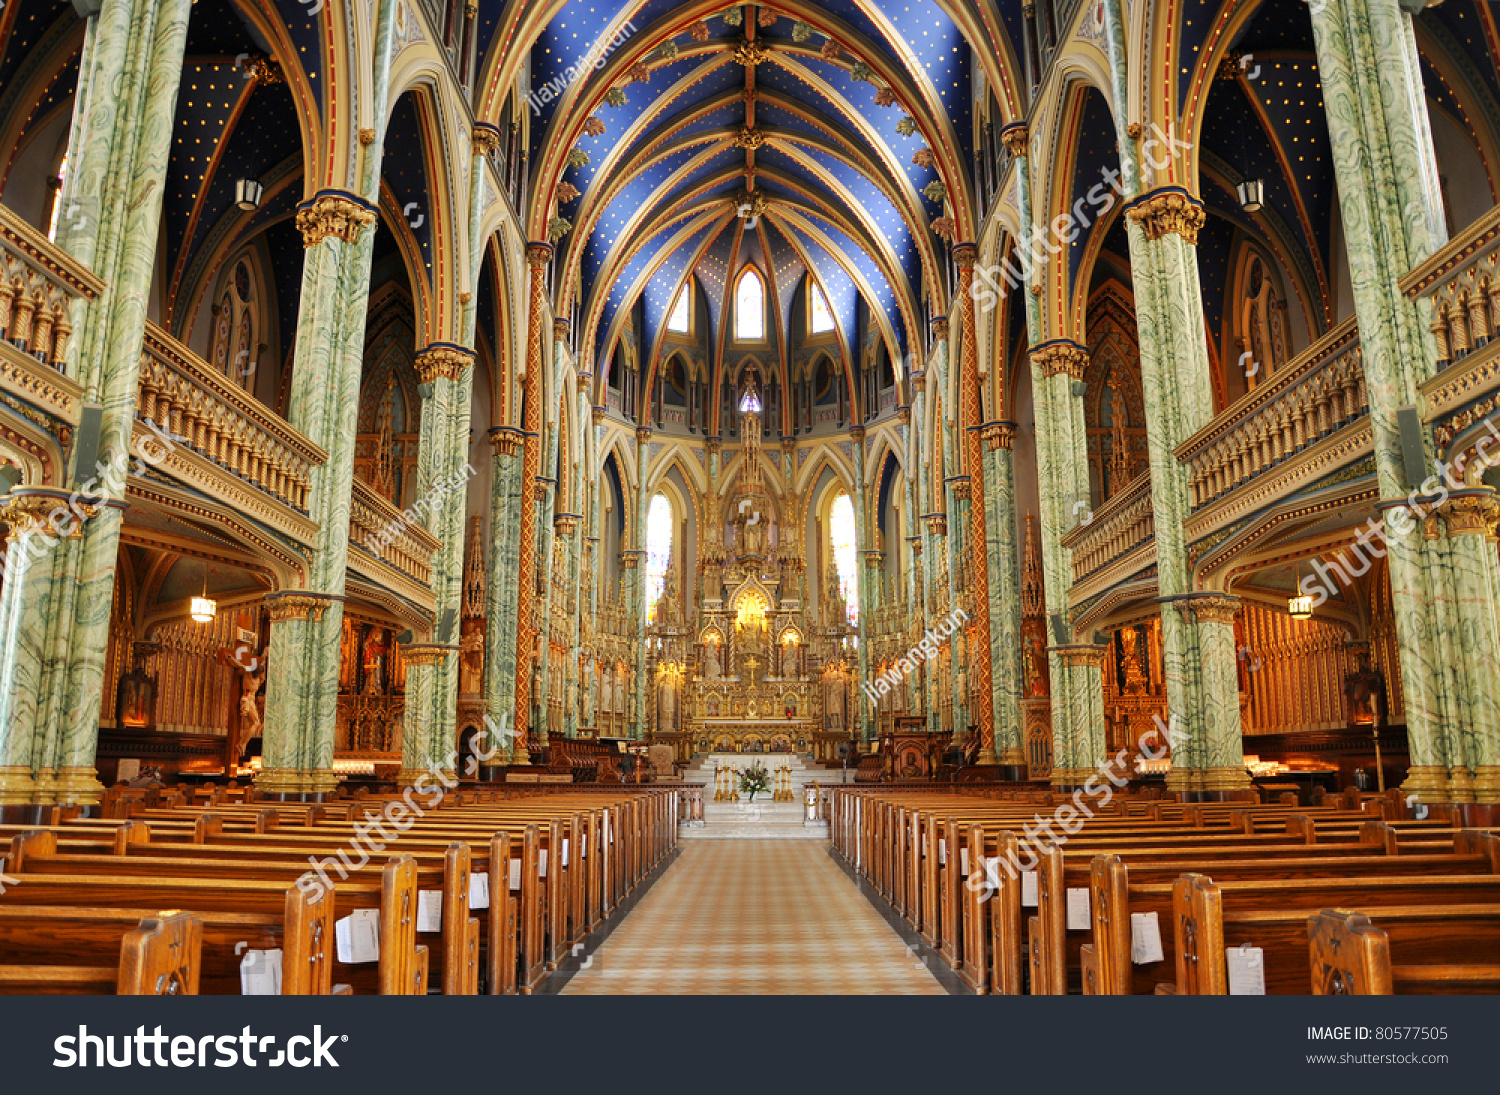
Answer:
[
  {"xmin": 236, "ymin": 663, "xmax": 265, "ymax": 757},
  {"xmin": 1119, "ymin": 625, "xmax": 1149, "ymax": 695},
  {"xmin": 703, "ymin": 640, "xmax": 722, "ymax": 680},
  {"xmin": 362, "ymin": 629, "xmax": 386, "ymax": 695},
  {"xmin": 658, "ymin": 561, "xmax": 682, "ymax": 625},
  {"xmin": 459, "ymin": 629, "xmax": 484, "ymax": 695},
  {"xmin": 780, "ymin": 641, "xmax": 797, "ymax": 679},
  {"xmin": 116, "ymin": 642, "xmax": 158, "ymax": 730},
  {"xmin": 1344, "ymin": 646, "xmax": 1387, "ymax": 728},
  {"xmin": 823, "ymin": 671, "xmax": 846, "ymax": 730},
  {"xmin": 614, "ymin": 662, "xmax": 626, "ymax": 714},
  {"xmin": 657, "ymin": 669, "xmax": 677, "ymax": 731},
  {"xmin": 741, "ymin": 509, "xmax": 765, "ymax": 555}
]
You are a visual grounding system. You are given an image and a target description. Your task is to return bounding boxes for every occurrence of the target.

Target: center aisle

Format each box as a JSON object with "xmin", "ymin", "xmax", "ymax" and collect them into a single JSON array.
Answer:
[{"xmin": 558, "ymin": 841, "xmax": 947, "ymax": 995}]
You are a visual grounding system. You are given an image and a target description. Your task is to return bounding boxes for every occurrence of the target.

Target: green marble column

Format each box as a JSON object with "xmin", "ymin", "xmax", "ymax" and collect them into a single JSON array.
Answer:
[
  {"xmin": 1309, "ymin": 0, "xmax": 1454, "ymax": 800},
  {"xmin": 983, "ymin": 423, "xmax": 1026, "ymax": 765},
  {"xmin": 630, "ymin": 427, "xmax": 651, "ymax": 739},
  {"xmin": 1010, "ymin": 121, "xmax": 1107, "ymax": 786},
  {"xmin": 531, "ymin": 325, "xmax": 571, "ymax": 745},
  {"xmin": 850, "ymin": 425, "xmax": 874, "ymax": 741},
  {"xmin": 256, "ymin": 0, "xmax": 398, "ymax": 799},
  {"xmin": 484, "ymin": 427, "xmax": 526, "ymax": 762},
  {"xmin": 404, "ymin": 343, "xmax": 475, "ymax": 780},
  {"xmin": 11, "ymin": 0, "xmax": 194, "ymax": 805},
  {"xmin": 399, "ymin": 642, "xmax": 455, "ymax": 781}
]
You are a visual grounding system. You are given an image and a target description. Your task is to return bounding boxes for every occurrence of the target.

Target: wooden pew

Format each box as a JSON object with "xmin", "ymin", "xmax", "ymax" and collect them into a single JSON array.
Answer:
[
  {"xmin": 0, "ymin": 911, "xmax": 201, "ymax": 995},
  {"xmin": 1307, "ymin": 908, "xmax": 1500, "ymax": 994}
]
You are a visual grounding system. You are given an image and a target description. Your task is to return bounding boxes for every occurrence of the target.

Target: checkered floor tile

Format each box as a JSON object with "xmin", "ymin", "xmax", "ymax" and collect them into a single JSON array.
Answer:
[{"xmin": 559, "ymin": 841, "xmax": 946, "ymax": 995}]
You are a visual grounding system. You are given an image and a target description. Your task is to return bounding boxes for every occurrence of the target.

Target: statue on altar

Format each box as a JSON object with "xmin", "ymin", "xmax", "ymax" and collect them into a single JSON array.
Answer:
[
  {"xmin": 1344, "ymin": 647, "xmax": 1387, "ymax": 727},
  {"xmin": 780, "ymin": 640, "xmax": 797, "ymax": 679},
  {"xmin": 824, "ymin": 562, "xmax": 846, "ymax": 626},
  {"xmin": 658, "ymin": 562, "xmax": 682, "ymax": 626},
  {"xmin": 703, "ymin": 639, "xmax": 722, "ymax": 680},
  {"xmin": 823, "ymin": 668, "xmax": 847, "ymax": 730},
  {"xmin": 657, "ymin": 668, "xmax": 678, "ymax": 732}
]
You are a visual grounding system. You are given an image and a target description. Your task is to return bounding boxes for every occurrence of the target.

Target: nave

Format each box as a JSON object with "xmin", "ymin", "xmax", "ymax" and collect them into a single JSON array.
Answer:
[{"xmin": 558, "ymin": 841, "xmax": 946, "ymax": 995}]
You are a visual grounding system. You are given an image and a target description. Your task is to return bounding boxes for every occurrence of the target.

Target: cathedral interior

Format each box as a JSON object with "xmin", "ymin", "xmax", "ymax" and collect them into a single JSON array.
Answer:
[{"xmin": 0, "ymin": 0, "xmax": 1498, "ymax": 812}]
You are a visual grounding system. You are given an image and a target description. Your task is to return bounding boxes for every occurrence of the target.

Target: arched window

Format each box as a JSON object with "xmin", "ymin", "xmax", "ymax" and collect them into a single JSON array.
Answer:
[
  {"xmin": 645, "ymin": 492, "xmax": 674, "ymax": 622},
  {"xmin": 829, "ymin": 492, "xmax": 859, "ymax": 626},
  {"xmin": 208, "ymin": 258, "xmax": 257, "ymax": 390},
  {"xmin": 667, "ymin": 283, "xmax": 691, "ymax": 333},
  {"xmin": 735, "ymin": 267, "xmax": 764, "ymax": 341},
  {"xmin": 45, "ymin": 154, "xmax": 68, "ymax": 241},
  {"xmin": 809, "ymin": 281, "xmax": 835, "ymax": 335}
]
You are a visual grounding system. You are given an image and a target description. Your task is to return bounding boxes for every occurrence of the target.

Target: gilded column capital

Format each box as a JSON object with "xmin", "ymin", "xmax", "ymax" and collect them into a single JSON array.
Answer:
[
  {"xmin": 414, "ymin": 343, "xmax": 474, "ymax": 384},
  {"xmin": 1125, "ymin": 186, "xmax": 1206, "ymax": 244},
  {"xmin": 619, "ymin": 551, "xmax": 642, "ymax": 570},
  {"xmin": 488, "ymin": 426, "xmax": 525, "ymax": 457},
  {"xmin": 952, "ymin": 243, "xmax": 978, "ymax": 269},
  {"xmin": 848, "ymin": 426, "xmax": 866, "ymax": 443},
  {"xmin": 591, "ymin": 405, "xmax": 607, "ymax": 425},
  {"xmin": 295, "ymin": 191, "xmax": 377, "ymax": 247},
  {"xmin": 526, "ymin": 241, "xmax": 554, "ymax": 267},
  {"xmin": 909, "ymin": 370, "xmax": 926, "ymax": 394},
  {"xmin": 1051, "ymin": 643, "xmax": 1106, "ymax": 669},
  {"xmin": 923, "ymin": 512, "xmax": 948, "ymax": 536},
  {"xmin": 401, "ymin": 642, "xmax": 457, "ymax": 668},
  {"xmin": 1172, "ymin": 592, "xmax": 1241, "ymax": 624},
  {"xmin": 1436, "ymin": 489, "xmax": 1500, "ymax": 540},
  {"xmin": 780, "ymin": 437, "xmax": 797, "ymax": 455},
  {"xmin": 263, "ymin": 591, "xmax": 342, "ymax": 623},
  {"xmin": 999, "ymin": 123, "xmax": 1029, "ymax": 157},
  {"xmin": 705, "ymin": 437, "xmax": 722, "ymax": 456},
  {"xmin": 635, "ymin": 427, "xmax": 652, "ymax": 444},
  {"xmin": 950, "ymin": 479, "xmax": 971, "ymax": 502},
  {"xmin": 1029, "ymin": 339, "xmax": 1090, "ymax": 379},
  {"xmin": 931, "ymin": 316, "xmax": 950, "ymax": 340},
  {"xmin": 982, "ymin": 420, "xmax": 1017, "ymax": 451},
  {"xmin": 553, "ymin": 318, "xmax": 571, "ymax": 341},
  {"xmin": 897, "ymin": 405, "xmax": 912, "ymax": 426},
  {"xmin": 554, "ymin": 512, "xmax": 581, "ymax": 536},
  {"xmin": 1, "ymin": 488, "xmax": 97, "ymax": 540},
  {"xmin": 472, "ymin": 123, "xmax": 503, "ymax": 156}
]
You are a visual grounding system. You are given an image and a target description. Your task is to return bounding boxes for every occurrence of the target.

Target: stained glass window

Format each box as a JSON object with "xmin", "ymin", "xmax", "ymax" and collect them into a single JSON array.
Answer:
[
  {"xmin": 645, "ymin": 493, "xmax": 673, "ymax": 623},
  {"xmin": 667, "ymin": 284, "xmax": 690, "ymax": 333},
  {"xmin": 830, "ymin": 492, "xmax": 859, "ymax": 626},
  {"xmin": 735, "ymin": 267, "xmax": 764, "ymax": 341},
  {"xmin": 810, "ymin": 281, "xmax": 835, "ymax": 334}
]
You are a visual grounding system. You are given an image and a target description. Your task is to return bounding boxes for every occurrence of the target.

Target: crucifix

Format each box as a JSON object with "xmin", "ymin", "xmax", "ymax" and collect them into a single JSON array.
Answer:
[{"xmin": 743, "ymin": 654, "xmax": 762, "ymax": 684}]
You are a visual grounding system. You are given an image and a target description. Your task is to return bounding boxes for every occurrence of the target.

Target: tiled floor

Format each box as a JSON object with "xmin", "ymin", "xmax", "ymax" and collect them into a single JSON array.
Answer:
[{"xmin": 559, "ymin": 841, "xmax": 947, "ymax": 994}]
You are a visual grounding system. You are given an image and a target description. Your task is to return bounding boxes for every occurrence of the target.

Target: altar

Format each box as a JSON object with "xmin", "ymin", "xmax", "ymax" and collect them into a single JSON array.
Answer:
[{"xmin": 644, "ymin": 373, "xmax": 857, "ymax": 765}]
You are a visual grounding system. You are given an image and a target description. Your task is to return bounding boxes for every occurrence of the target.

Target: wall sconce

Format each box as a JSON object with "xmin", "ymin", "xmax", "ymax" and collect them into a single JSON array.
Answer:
[
  {"xmin": 234, "ymin": 178, "xmax": 264, "ymax": 211},
  {"xmin": 1235, "ymin": 179, "xmax": 1264, "ymax": 212}
]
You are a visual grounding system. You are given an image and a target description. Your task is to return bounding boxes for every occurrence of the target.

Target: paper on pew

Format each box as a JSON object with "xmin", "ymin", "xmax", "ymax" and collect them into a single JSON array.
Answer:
[
  {"xmin": 470, "ymin": 872, "xmax": 490, "ymax": 909},
  {"xmin": 509, "ymin": 859, "xmax": 522, "ymax": 891},
  {"xmin": 417, "ymin": 890, "xmax": 442, "ymax": 933},
  {"xmin": 562, "ymin": 838, "xmax": 569, "ymax": 868},
  {"xmin": 1066, "ymin": 887, "xmax": 1090, "ymax": 930},
  {"xmin": 984, "ymin": 857, "xmax": 1002, "ymax": 892},
  {"xmin": 960, "ymin": 847, "xmax": 968, "ymax": 875},
  {"xmin": 1021, "ymin": 870, "xmax": 1039, "ymax": 907},
  {"xmin": 1227, "ymin": 945, "xmax": 1266, "ymax": 995},
  {"xmin": 240, "ymin": 948, "xmax": 282, "ymax": 995},
  {"xmin": 1130, "ymin": 912, "xmax": 1164, "ymax": 964},
  {"xmin": 336, "ymin": 909, "xmax": 380, "ymax": 964},
  {"xmin": 539, "ymin": 849, "xmax": 548, "ymax": 878},
  {"xmin": 939, "ymin": 839, "xmax": 946, "ymax": 865}
]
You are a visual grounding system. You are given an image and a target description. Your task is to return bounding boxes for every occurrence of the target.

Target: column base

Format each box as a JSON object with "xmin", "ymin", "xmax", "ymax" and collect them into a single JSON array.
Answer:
[
  {"xmin": 1049, "ymin": 766, "xmax": 1086, "ymax": 790},
  {"xmin": 0, "ymin": 765, "xmax": 36, "ymax": 806},
  {"xmin": 998, "ymin": 747, "xmax": 1026, "ymax": 766},
  {"xmin": 1471, "ymin": 766, "xmax": 1500, "ymax": 805},
  {"xmin": 1163, "ymin": 765, "xmax": 1254, "ymax": 797},
  {"xmin": 1401, "ymin": 765, "xmax": 1450, "ymax": 804},
  {"xmin": 976, "ymin": 747, "xmax": 999, "ymax": 766},
  {"xmin": 255, "ymin": 766, "xmax": 341, "ymax": 799},
  {"xmin": 1446, "ymin": 766, "xmax": 1477, "ymax": 804},
  {"xmin": 49, "ymin": 766, "xmax": 104, "ymax": 806}
]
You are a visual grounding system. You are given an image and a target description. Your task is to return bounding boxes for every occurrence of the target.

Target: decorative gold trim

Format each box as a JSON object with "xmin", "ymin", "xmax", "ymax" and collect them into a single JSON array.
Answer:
[
  {"xmin": 414, "ymin": 345, "xmax": 474, "ymax": 384},
  {"xmin": 401, "ymin": 642, "xmax": 456, "ymax": 668},
  {"xmin": 982, "ymin": 421, "xmax": 1016, "ymax": 451},
  {"xmin": 526, "ymin": 242, "xmax": 554, "ymax": 267},
  {"xmin": 472, "ymin": 124, "xmax": 502, "ymax": 156},
  {"xmin": 295, "ymin": 193, "xmax": 376, "ymax": 247},
  {"xmin": 931, "ymin": 317, "xmax": 950, "ymax": 340},
  {"xmin": 1030, "ymin": 341, "xmax": 1089, "ymax": 379},
  {"xmin": 1126, "ymin": 188, "xmax": 1206, "ymax": 244},
  {"xmin": 732, "ymin": 125, "xmax": 766, "ymax": 150},
  {"xmin": 489, "ymin": 427, "xmax": 525, "ymax": 457},
  {"xmin": 264, "ymin": 592, "xmax": 337, "ymax": 623},
  {"xmin": 999, "ymin": 125, "xmax": 1029, "ymax": 156},
  {"xmin": 1175, "ymin": 593, "xmax": 1240, "ymax": 625}
]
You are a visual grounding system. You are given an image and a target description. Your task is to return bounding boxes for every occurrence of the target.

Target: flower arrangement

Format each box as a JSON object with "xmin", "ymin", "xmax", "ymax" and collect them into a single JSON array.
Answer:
[{"xmin": 737, "ymin": 762, "xmax": 772, "ymax": 802}]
